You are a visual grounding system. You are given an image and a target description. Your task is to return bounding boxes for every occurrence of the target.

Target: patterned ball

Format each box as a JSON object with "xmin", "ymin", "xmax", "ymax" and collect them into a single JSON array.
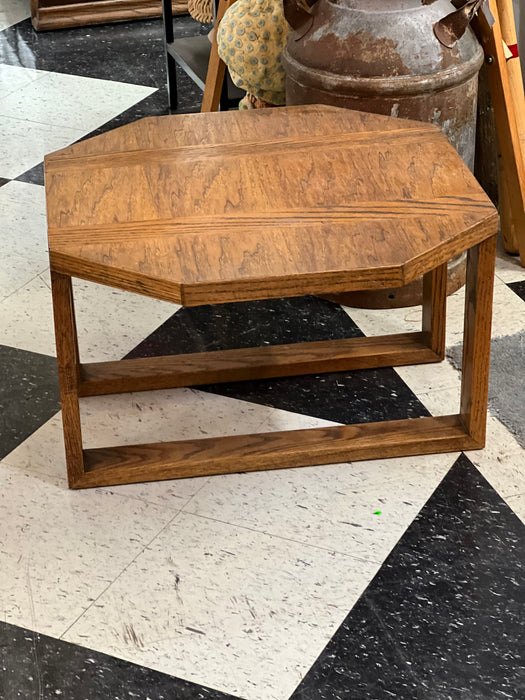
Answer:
[{"xmin": 217, "ymin": 0, "xmax": 291, "ymax": 105}]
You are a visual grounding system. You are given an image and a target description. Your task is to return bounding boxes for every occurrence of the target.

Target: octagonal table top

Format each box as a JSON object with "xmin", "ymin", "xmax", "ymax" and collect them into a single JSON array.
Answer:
[{"xmin": 45, "ymin": 105, "xmax": 498, "ymax": 306}]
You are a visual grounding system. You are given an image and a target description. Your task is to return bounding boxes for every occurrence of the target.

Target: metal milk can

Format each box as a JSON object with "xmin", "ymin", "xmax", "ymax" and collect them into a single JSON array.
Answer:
[{"xmin": 282, "ymin": 0, "xmax": 485, "ymax": 307}]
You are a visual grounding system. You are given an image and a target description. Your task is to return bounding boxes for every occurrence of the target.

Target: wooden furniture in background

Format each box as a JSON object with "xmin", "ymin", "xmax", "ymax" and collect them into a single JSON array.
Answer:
[
  {"xmin": 200, "ymin": 0, "xmax": 235, "ymax": 112},
  {"xmin": 44, "ymin": 105, "xmax": 498, "ymax": 489},
  {"xmin": 162, "ymin": 0, "xmax": 242, "ymax": 110},
  {"xmin": 474, "ymin": 0, "xmax": 525, "ymax": 264},
  {"xmin": 31, "ymin": 0, "xmax": 187, "ymax": 31}
]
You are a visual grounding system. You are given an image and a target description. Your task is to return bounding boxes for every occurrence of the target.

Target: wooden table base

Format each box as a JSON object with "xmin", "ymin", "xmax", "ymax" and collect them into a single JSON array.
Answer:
[{"xmin": 50, "ymin": 236, "xmax": 496, "ymax": 489}]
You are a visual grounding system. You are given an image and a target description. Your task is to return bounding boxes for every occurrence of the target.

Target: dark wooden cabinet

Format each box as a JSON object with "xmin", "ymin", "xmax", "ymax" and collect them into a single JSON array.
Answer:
[{"xmin": 31, "ymin": 0, "xmax": 187, "ymax": 31}]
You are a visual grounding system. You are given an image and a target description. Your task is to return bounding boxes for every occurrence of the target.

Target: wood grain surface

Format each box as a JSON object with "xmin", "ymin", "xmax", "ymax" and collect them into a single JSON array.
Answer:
[
  {"xmin": 45, "ymin": 106, "xmax": 498, "ymax": 306},
  {"xmin": 31, "ymin": 0, "xmax": 188, "ymax": 31},
  {"xmin": 78, "ymin": 415, "xmax": 478, "ymax": 488}
]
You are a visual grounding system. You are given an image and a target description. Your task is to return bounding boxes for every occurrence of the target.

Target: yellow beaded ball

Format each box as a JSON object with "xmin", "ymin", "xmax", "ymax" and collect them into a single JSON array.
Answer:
[{"xmin": 217, "ymin": 0, "xmax": 291, "ymax": 105}]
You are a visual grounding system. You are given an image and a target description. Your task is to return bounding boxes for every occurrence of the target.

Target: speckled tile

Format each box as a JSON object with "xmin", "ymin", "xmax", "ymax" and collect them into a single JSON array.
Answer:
[
  {"xmin": 468, "ymin": 415, "xmax": 525, "ymax": 500},
  {"xmin": 127, "ymin": 297, "xmax": 430, "ymax": 426},
  {"xmin": 290, "ymin": 454, "xmax": 525, "ymax": 700},
  {"xmin": 0, "ymin": 180, "xmax": 48, "ymax": 298},
  {"xmin": 495, "ymin": 247, "xmax": 525, "ymax": 284},
  {"xmin": 508, "ymin": 279, "xmax": 525, "ymax": 302},
  {"xmin": 0, "ymin": 63, "xmax": 43, "ymax": 99},
  {"xmin": 395, "ymin": 356, "xmax": 461, "ymax": 397},
  {"xmin": 13, "ymin": 161, "xmax": 43, "ymax": 186},
  {"xmin": 504, "ymin": 493, "xmax": 525, "ymax": 524},
  {"xmin": 0, "ymin": 274, "xmax": 176, "ymax": 359},
  {"xmin": 63, "ymin": 512, "xmax": 380, "ymax": 700},
  {"xmin": 0, "ymin": 71, "xmax": 156, "ymax": 132},
  {"xmin": 342, "ymin": 269, "xmax": 525, "ymax": 347},
  {"xmin": 3, "ymin": 386, "xmax": 285, "ymax": 505},
  {"xmin": 0, "ymin": 620, "xmax": 240, "ymax": 700},
  {"xmin": 0, "ymin": 113, "xmax": 85, "ymax": 179},
  {"xmin": 185, "ymin": 447, "xmax": 458, "ymax": 562},
  {"xmin": 0, "ymin": 344, "xmax": 59, "ymax": 459},
  {"xmin": 0, "ymin": 0, "xmax": 29, "ymax": 31},
  {"xmin": 0, "ymin": 461, "xmax": 176, "ymax": 638},
  {"xmin": 444, "ymin": 276, "xmax": 525, "ymax": 346},
  {"xmin": 0, "ymin": 15, "xmax": 208, "ymax": 86}
]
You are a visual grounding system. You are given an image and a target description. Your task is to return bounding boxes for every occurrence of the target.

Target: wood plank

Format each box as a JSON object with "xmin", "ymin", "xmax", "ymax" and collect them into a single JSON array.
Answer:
[
  {"xmin": 76, "ymin": 415, "xmax": 477, "ymax": 488},
  {"xmin": 44, "ymin": 127, "xmax": 439, "ymax": 173},
  {"xmin": 473, "ymin": 3, "xmax": 525, "ymax": 265},
  {"xmin": 422, "ymin": 263, "xmax": 447, "ymax": 358},
  {"xmin": 31, "ymin": 0, "xmax": 187, "ymax": 31},
  {"xmin": 79, "ymin": 332, "xmax": 441, "ymax": 397},
  {"xmin": 47, "ymin": 195, "xmax": 495, "ymax": 245},
  {"xmin": 460, "ymin": 235, "xmax": 497, "ymax": 445},
  {"xmin": 496, "ymin": 0, "xmax": 525, "ymax": 257},
  {"xmin": 48, "ymin": 213, "xmax": 497, "ymax": 308},
  {"xmin": 50, "ymin": 272, "xmax": 85, "ymax": 486}
]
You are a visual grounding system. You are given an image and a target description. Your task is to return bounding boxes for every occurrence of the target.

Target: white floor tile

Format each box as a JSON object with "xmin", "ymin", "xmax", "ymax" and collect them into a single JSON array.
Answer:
[
  {"xmin": 504, "ymin": 493, "xmax": 525, "ymax": 524},
  {"xmin": 495, "ymin": 248, "xmax": 525, "ymax": 285},
  {"xmin": 0, "ymin": 71, "xmax": 156, "ymax": 131},
  {"xmin": 0, "ymin": 64, "xmax": 44, "ymax": 100},
  {"xmin": 0, "ymin": 181, "xmax": 49, "ymax": 298},
  {"xmin": 184, "ymin": 442, "xmax": 457, "ymax": 562},
  {"xmin": 0, "ymin": 0, "xmax": 30, "ymax": 31},
  {"xmin": 445, "ymin": 277, "xmax": 525, "ymax": 346},
  {"xmin": 343, "ymin": 276, "xmax": 525, "ymax": 352},
  {"xmin": 3, "ymin": 388, "xmax": 292, "ymax": 506},
  {"xmin": 469, "ymin": 415, "xmax": 525, "ymax": 499},
  {"xmin": 0, "ymin": 114, "xmax": 85, "ymax": 179},
  {"xmin": 0, "ymin": 460, "xmax": 176, "ymax": 638},
  {"xmin": 341, "ymin": 301, "xmax": 422, "ymax": 339},
  {"xmin": 0, "ymin": 274, "xmax": 176, "ymax": 359},
  {"xmin": 417, "ymin": 386, "xmax": 459, "ymax": 416},
  {"xmin": 63, "ymin": 512, "xmax": 380, "ymax": 700},
  {"xmin": 388, "ymin": 357, "xmax": 461, "ymax": 399}
]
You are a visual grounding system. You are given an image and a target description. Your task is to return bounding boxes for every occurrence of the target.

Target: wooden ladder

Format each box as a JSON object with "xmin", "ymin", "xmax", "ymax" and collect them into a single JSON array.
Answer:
[
  {"xmin": 201, "ymin": 0, "xmax": 237, "ymax": 112},
  {"xmin": 474, "ymin": 0, "xmax": 525, "ymax": 264}
]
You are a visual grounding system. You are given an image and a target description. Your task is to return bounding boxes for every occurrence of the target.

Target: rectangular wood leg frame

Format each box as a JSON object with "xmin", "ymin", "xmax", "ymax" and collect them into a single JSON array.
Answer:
[{"xmin": 51, "ymin": 236, "xmax": 497, "ymax": 489}]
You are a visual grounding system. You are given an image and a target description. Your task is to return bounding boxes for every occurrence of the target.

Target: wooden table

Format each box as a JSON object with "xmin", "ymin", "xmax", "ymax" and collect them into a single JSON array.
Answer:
[{"xmin": 45, "ymin": 105, "xmax": 499, "ymax": 489}]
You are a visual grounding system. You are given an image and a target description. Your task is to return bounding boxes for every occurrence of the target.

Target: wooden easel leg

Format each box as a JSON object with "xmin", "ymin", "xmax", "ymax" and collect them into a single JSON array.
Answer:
[
  {"xmin": 422, "ymin": 262, "xmax": 447, "ymax": 358},
  {"xmin": 50, "ymin": 271, "xmax": 85, "ymax": 487},
  {"xmin": 201, "ymin": 0, "xmax": 236, "ymax": 112},
  {"xmin": 459, "ymin": 235, "xmax": 497, "ymax": 446},
  {"xmin": 499, "ymin": 167, "xmax": 520, "ymax": 254}
]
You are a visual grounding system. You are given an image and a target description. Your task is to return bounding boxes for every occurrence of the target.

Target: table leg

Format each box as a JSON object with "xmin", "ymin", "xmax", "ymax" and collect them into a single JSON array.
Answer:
[
  {"xmin": 460, "ymin": 234, "xmax": 497, "ymax": 445},
  {"xmin": 422, "ymin": 262, "xmax": 447, "ymax": 358},
  {"xmin": 50, "ymin": 271, "xmax": 84, "ymax": 486}
]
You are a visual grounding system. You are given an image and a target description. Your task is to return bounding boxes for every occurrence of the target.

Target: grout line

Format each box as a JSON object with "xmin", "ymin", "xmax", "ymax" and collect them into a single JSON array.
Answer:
[
  {"xmin": 177, "ymin": 508, "xmax": 395, "ymax": 566},
  {"xmin": 0, "ymin": 270, "xmax": 50, "ymax": 303},
  {"xmin": 58, "ymin": 507, "xmax": 186, "ymax": 641}
]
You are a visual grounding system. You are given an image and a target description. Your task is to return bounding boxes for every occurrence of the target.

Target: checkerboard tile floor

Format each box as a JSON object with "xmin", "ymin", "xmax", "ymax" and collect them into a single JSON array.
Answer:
[{"xmin": 0, "ymin": 4, "xmax": 523, "ymax": 699}]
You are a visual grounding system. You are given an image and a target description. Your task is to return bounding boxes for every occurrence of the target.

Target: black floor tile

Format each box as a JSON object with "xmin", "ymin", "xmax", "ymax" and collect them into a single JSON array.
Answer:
[
  {"xmin": 291, "ymin": 454, "xmax": 525, "ymax": 700},
  {"xmin": 0, "ymin": 345, "xmax": 60, "ymax": 459},
  {"xmin": 126, "ymin": 296, "xmax": 430, "ymax": 425},
  {"xmin": 508, "ymin": 279, "xmax": 525, "ymax": 302},
  {"xmin": 0, "ymin": 16, "xmax": 208, "ymax": 88},
  {"xmin": 0, "ymin": 177, "xmax": 10, "ymax": 187},
  {"xmin": 0, "ymin": 620, "xmax": 241, "ymax": 700},
  {"xmin": 15, "ymin": 162, "xmax": 44, "ymax": 187}
]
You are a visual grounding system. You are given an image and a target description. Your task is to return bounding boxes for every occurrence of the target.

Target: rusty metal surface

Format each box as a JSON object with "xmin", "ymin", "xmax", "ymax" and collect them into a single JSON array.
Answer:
[
  {"xmin": 434, "ymin": 0, "xmax": 484, "ymax": 47},
  {"xmin": 283, "ymin": 0, "xmax": 484, "ymax": 168},
  {"xmin": 282, "ymin": 0, "xmax": 484, "ymax": 306}
]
